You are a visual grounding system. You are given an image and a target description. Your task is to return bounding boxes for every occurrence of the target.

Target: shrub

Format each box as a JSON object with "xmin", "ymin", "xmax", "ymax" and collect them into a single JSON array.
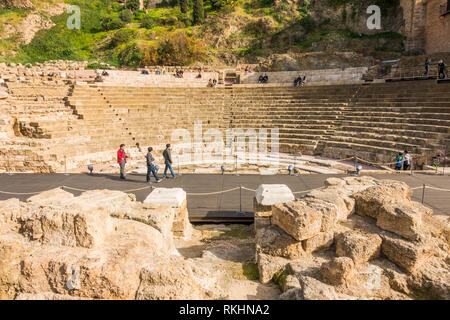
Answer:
[
  {"xmin": 125, "ymin": 0, "xmax": 140, "ymax": 11},
  {"xmin": 140, "ymin": 15, "xmax": 156, "ymax": 29},
  {"xmin": 119, "ymin": 9, "xmax": 133, "ymax": 23},
  {"xmin": 101, "ymin": 16, "xmax": 126, "ymax": 31},
  {"xmin": 109, "ymin": 29, "xmax": 134, "ymax": 48},
  {"xmin": 193, "ymin": 0, "xmax": 204, "ymax": 25},
  {"xmin": 180, "ymin": 0, "xmax": 188, "ymax": 13}
]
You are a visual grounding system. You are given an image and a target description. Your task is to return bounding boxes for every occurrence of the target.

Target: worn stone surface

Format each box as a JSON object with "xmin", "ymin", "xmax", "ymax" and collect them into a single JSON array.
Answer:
[
  {"xmin": 302, "ymin": 231, "xmax": 334, "ymax": 254},
  {"xmin": 256, "ymin": 224, "xmax": 305, "ymax": 260},
  {"xmin": 272, "ymin": 199, "xmax": 331, "ymax": 241},
  {"xmin": 335, "ymin": 230, "xmax": 382, "ymax": 264},
  {"xmin": 136, "ymin": 256, "xmax": 211, "ymax": 300},
  {"xmin": 321, "ymin": 257, "xmax": 355, "ymax": 285},
  {"xmin": 376, "ymin": 201, "xmax": 431, "ymax": 241},
  {"xmin": 299, "ymin": 276, "xmax": 357, "ymax": 300},
  {"xmin": 255, "ymin": 184, "xmax": 294, "ymax": 206},
  {"xmin": 26, "ymin": 188, "xmax": 73, "ymax": 205},
  {"xmin": 353, "ymin": 180, "xmax": 412, "ymax": 219},
  {"xmin": 380, "ymin": 231, "xmax": 433, "ymax": 273},
  {"xmin": 256, "ymin": 252, "xmax": 289, "ymax": 284},
  {"xmin": 305, "ymin": 187, "xmax": 354, "ymax": 221}
]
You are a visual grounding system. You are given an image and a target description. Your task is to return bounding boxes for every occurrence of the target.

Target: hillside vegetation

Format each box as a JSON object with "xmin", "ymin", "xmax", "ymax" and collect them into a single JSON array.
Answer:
[{"xmin": 0, "ymin": 0, "xmax": 405, "ymax": 68}]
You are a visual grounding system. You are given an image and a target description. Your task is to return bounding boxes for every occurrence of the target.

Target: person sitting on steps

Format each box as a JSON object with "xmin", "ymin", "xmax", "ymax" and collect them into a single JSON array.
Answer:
[
  {"xmin": 294, "ymin": 75, "xmax": 303, "ymax": 87},
  {"xmin": 146, "ymin": 147, "xmax": 162, "ymax": 184},
  {"xmin": 258, "ymin": 74, "xmax": 268, "ymax": 84},
  {"xmin": 163, "ymin": 144, "xmax": 176, "ymax": 179}
]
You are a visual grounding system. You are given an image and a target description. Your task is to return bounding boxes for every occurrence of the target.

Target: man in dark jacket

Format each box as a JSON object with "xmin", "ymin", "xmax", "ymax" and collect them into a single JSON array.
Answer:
[
  {"xmin": 163, "ymin": 144, "xmax": 176, "ymax": 179},
  {"xmin": 438, "ymin": 60, "xmax": 447, "ymax": 79},
  {"xmin": 146, "ymin": 147, "xmax": 161, "ymax": 183}
]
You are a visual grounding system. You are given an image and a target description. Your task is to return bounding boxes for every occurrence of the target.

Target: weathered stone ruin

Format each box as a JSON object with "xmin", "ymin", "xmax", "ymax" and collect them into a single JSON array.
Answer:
[
  {"xmin": 1, "ymin": 60, "xmax": 449, "ymax": 173},
  {"xmin": 254, "ymin": 177, "xmax": 449, "ymax": 300},
  {"xmin": 0, "ymin": 177, "xmax": 448, "ymax": 300}
]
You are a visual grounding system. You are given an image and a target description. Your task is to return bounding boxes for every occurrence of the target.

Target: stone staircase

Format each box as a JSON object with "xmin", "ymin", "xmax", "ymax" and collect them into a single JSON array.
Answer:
[{"xmin": 1, "ymin": 79, "xmax": 449, "ymax": 172}]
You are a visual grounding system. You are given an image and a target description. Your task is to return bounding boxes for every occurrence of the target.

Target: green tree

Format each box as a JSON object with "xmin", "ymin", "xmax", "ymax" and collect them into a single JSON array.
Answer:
[
  {"xmin": 180, "ymin": 0, "xmax": 188, "ymax": 13},
  {"xmin": 119, "ymin": 9, "xmax": 133, "ymax": 23},
  {"xmin": 193, "ymin": 0, "xmax": 204, "ymax": 25},
  {"xmin": 125, "ymin": 0, "xmax": 140, "ymax": 11},
  {"xmin": 140, "ymin": 15, "xmax": 156, "ymax": 29}
]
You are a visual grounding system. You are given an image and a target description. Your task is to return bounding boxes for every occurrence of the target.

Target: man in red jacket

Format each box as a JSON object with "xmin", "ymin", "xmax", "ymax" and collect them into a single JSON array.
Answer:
[{"xmin": 117, "ymin": 144, "xmax": 128, "ymax": 180}]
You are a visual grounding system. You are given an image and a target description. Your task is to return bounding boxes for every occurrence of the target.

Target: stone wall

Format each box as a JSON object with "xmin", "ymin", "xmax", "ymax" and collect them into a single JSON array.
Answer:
[
  {"xmin": 239, "ymin": 68, "xmax": 368, "ymax": 85},
  {"xmin": 401, "ymin": 0, "xmax": 450, "ymax": 54},
  {"xmin": 424, "ymin": 0, "xmax": 450, "ymax": 54}
]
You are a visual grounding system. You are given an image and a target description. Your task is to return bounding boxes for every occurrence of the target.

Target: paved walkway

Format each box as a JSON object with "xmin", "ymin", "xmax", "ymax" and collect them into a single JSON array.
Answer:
[{"xmin": 0, "ymin": 173, "xmax": 449, "ymax": 222}]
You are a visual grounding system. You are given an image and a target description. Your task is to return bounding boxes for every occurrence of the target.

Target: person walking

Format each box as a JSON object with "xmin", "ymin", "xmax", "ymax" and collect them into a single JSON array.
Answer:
[
  {"xmin": 163, "ymin": 144, "xmax": 176, "ymax": 179},
  {"xmin": 394, "ymin": 152, "xmax": 403, "ymax": 171},
  {"xmin": 403, "ymin": 150, "xmax": 411, "ymax": 171},
  {"xmin": 438, "ymin": 60, "xmax": 447, "ymax": 79},
  {"xmin": 117, "ymin": 144, "xmax": 128, "ymax": 180},
  {"xmin": 424, "ymin": 58, "xmax": 431, "ymax": 76},
  {"xmin": 146, "ymin": 147, "xmax": 162, "ymax": 183}
]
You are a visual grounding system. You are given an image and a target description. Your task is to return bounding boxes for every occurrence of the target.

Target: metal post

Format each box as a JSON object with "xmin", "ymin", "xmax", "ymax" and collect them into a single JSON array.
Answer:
[
  {"xmin": 442, "ymin": 147, "xmax": 446, "ymax": 176},
  {"xmin": 7, "ymin": 154, "xmax": 13, "ymax": 176},
  {"xmin": 236, "ymin": 185, "xmax": 245, "ymax": 215},
  {"xmin": 64, "ymin": 156, "xmax": 69, "ymax": 176},
  {"xmin": 421, "ymin": 184, "xmax": 425, "ymax": 204}
]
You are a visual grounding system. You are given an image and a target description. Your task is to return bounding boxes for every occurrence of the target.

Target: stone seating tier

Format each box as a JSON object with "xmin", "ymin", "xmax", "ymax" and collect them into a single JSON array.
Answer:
[{"xmin": 1, "ymin": 80, "xmax": 449, "ymax": 172}]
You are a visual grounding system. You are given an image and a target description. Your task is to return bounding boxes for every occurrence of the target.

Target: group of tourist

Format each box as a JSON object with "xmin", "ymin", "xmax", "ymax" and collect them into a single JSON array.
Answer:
[
  {"xmin": 117, "ymin": 144, "xmax": 176, "ymax": 182},
  {"xmin": 207, "ymin": 79, "xmax": 218, "ymax": 87},
  {"xmin": 258, "ymin": 74, "xmax": 269, "ymax": 84},
  {"xmin": 424, "ymin": 58, "xmax": 447, "ymax": 79},
  {"xmin": 155, "ymin": 66, "xmax": 166, "ymax": 75},
  {"xmin": 394, "ymin": 150, "xmax": 412, "ymax": 171},
  {"xmin": 175, "ymin": 69, "xmax": 184, "ymax": 78},
  {"xmin": 293, "ymin": 75, "xmax": 307, "ymax": 87}
]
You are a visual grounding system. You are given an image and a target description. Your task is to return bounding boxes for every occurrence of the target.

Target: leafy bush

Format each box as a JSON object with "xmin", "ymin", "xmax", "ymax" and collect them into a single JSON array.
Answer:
[
  {"xmin": 109, "ymin": 29, "xmax": 135, "ymax": 48},
  {"xmin": 140, "ymin": 15, "xmax": 156, "ymax": 29},
  {"xmin": 125, "ymin": 0, "xmax": 140, "ymax": 11},
  {"xmin": 211, "ymin": 0, "xmax": 239, "ymax": 10},
  {"xmin": 101, "ymin": 16, "xmax": 126, "ymax": 31},
  {"xmin": 119, "ymin": 9, "xmax": 133, "ymax": 23},
  {"xmin": 138, "ymin": 30, "xmax": 207, "ymax": 66}
]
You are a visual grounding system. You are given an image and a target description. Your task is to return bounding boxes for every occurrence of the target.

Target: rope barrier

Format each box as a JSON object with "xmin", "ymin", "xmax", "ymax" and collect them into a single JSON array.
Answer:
[
  {"xmin": 1, "ymin": 181, "xmax": 449, "ymax": 197},
  {"xmin": 422, "ymin": 186, "xmax": 450, "ymax": 192},
  {"xmin": 354, "ymin": 157, "xmax": 398, "ymax": 166},
  {"xmin": 0, "ymin": 190, "xmax": 47, "ymax": 195},
  {"xmin": 61, "ymin": 185, "xmax": 154, "ymax": 193},
  {"xmin": 186, "ymin": 187, "xmax": 240, "ymax": 196}
]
